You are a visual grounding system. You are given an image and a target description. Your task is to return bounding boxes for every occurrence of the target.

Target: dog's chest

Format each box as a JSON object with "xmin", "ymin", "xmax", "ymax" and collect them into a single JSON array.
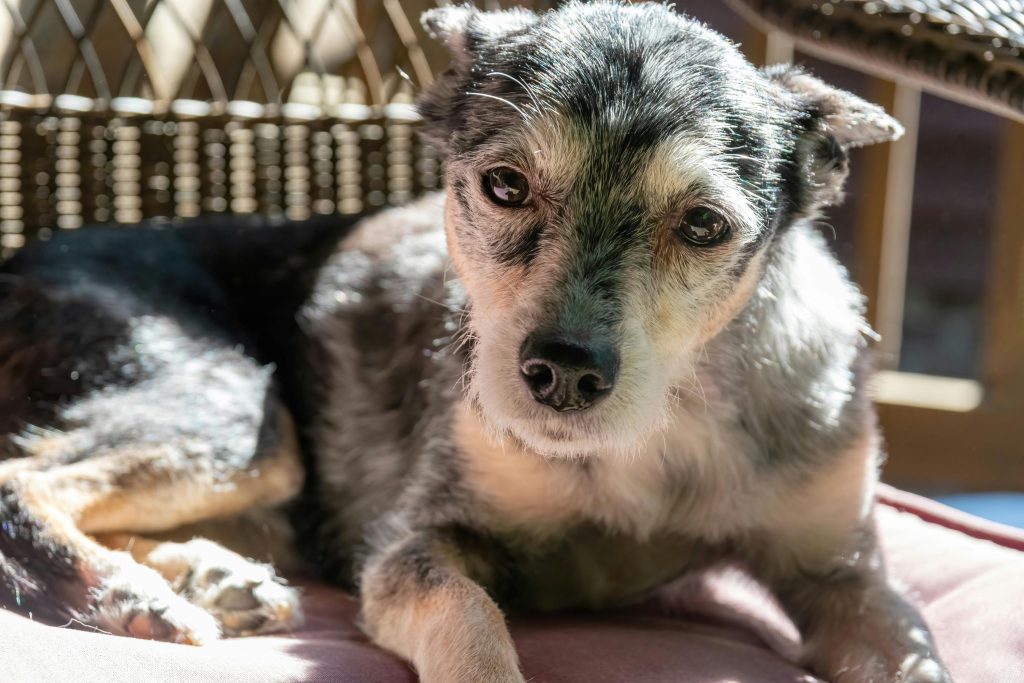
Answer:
[
  {"xmin": 456, "ymin": 401, "xmax": 765, "ymax": 544},
  {"xmin": 501, "ymin": 525, "xmax": 706, "ymax": 611},
  {"xmin": 458, "ymin": 404, "xmax": 769, "ymax": 611}
]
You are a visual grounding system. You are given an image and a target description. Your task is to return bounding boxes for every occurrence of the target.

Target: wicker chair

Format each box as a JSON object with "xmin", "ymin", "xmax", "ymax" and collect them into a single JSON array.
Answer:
[
  {"xmin": 726, "ymin": 0, "xmax": 1024, "ymax": 121},
  {"xmin": 0, "ymin": 0, "xmax": 555, "ymax": 258}
]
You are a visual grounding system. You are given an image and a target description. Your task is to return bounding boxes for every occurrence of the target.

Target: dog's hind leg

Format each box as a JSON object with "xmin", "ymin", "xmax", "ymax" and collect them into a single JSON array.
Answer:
[
  {"xmin": 0, "ymin": 458, "xmax": 220, "ymax": 643},
  {"xmin": 0, "ymin": 407, "xmax": 305, "ymax": 643},
  {"xmin": 97, "ymin": 533, "xmax": 302, "ymax": 637}
]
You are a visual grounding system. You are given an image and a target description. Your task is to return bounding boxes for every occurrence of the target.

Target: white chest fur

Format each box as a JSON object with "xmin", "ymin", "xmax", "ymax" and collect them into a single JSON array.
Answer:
[
  {"xmin": 458, "ymin": 398, "xmax": 761, "ymax": 539},
  {"xmin": 456, "ymin": 395, "xmax": 876, "ymax": 563}
]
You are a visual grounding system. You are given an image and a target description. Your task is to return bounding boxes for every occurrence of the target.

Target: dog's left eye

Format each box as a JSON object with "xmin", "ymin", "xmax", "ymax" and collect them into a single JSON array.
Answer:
[
  {"xmin": 676, "ymin": 206, "xmax": 728, "ymax": 245},
  {"xmin": 484, "ymin": 167, "xmax": 530, "ymax": 207}
]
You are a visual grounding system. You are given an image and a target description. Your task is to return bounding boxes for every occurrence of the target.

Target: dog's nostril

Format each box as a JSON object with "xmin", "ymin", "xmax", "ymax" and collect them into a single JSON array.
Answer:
[
  {"xmin": 522, "ymin": 360, "xmax": 556, "ymax": 396},
  {"xmin": 577, "ymin": 373, "xmax": 608, "ymax": 400},
  {"xmin": 519, "ymin": 331, "xmax": 619, "ymax": 412}
]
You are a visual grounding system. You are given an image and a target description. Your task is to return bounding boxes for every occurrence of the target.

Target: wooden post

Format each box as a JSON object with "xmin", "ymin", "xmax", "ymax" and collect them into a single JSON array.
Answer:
[
  {"xmin": 873, "ymin": 83, "xmax": 921, "ymax": 368},
  {"xmin": 763, "ymin": 31, "xmax": 794, "ymax": 65},
  {"xmin": 854, "ymin": 80, "xmax": 920, "ymax": 368},
  {"xmin": 982, "ymin": 121, "xmax": 1024, "ymax": 406},
  {"xmin": 854, "ymin": 79, "xmax": 897, "ymax": 329}
]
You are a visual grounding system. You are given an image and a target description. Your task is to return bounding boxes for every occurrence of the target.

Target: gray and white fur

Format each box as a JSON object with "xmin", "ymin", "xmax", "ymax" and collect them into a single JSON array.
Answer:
[{"xmin": 0, "ymin": 3, "xmax": 949, "ymax": 682}]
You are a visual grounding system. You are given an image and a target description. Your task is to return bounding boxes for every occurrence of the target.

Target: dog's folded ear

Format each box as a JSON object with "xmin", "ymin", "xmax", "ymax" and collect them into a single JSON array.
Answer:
[
  {"xmin": 766, "ymin": 64, "xmax": 903, "ymax": 149},
  {"xmin": 421, "ymin": 5, "xmax": 538, "ymax": 67},
  {"xmin": 417, "ymin": 6, "xmax": 539, "ymax": 154},
  {"xmin": 766, "ymin": 65, "xmax": 903, "ymax": 210}
]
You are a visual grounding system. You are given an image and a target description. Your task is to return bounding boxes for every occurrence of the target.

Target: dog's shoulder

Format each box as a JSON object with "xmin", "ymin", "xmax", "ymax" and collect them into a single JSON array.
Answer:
[
  {"xmin": 706, "ymin": 222, "xmax": 875, "ymax": 470},
  {"xmin": 302, "ymin": 192, "xmax": 452, "ymax": 324}
]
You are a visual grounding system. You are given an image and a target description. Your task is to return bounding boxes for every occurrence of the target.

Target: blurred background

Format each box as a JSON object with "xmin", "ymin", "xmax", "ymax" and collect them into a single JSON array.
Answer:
[{"xmin": 0, "ymin": 0, "xmax": 1020, "ymax": 523}]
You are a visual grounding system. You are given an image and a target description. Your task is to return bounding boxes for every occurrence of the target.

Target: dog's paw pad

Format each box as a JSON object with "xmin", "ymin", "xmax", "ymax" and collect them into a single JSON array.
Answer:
[
  {"xmin": 213, "ymin": 582, "xmax": 262, "ymax": 611},
  {"xmin": 172, "ymin": 540, "xmax": 303, "ymax": 636},
  {"xmin": 120, "ymin": 599, "xmax": 221, "ymax": 645},
  {"xmin": 90, "ymin": 562, "xmax": 221, "ymax": 645},
  {"xmin": 207, "ymin": 577, "xmax": 301, "ymax": 635}
]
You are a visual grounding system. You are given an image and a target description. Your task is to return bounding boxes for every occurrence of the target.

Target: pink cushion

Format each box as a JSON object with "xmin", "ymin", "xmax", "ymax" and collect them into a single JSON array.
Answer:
[{"xmin": 4, "ymin": 485, "xmax": 1024, "ymax": 682}]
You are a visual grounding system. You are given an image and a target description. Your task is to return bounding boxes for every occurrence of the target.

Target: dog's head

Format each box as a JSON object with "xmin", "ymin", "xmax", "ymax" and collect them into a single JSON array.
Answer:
[{"xmin": 419, "ymin": 1, "xmax": 900, "ymax": 457}]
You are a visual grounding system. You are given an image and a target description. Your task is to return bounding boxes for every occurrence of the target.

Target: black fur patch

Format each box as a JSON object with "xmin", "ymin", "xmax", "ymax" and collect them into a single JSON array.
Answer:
[
  {"xmin": 0, "ymin": 484, "xmax": 84, "ymax": 622},
  {"xmin": 492, "ymin": 219, "xmax": 544, "ymax": 267}
]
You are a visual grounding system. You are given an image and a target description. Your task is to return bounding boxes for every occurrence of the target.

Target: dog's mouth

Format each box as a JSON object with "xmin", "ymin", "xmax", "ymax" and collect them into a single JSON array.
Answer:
[
  {"xmin": 539, "ymin": 425, "xmax": 574, "ymax": 441},
  {"xmin": 500, "ymin": 410, "xmax": 617, "ymax": 458}
]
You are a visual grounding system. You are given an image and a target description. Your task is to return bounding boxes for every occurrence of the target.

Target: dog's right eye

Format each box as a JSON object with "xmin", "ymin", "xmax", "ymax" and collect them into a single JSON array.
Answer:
[
  {"xmin": 676, "ymin": 206, "xmax": 728, "ymax": 246},
  {"xmin": 483, "ymin": 167, "xmax": 530, "ymax": 207}
]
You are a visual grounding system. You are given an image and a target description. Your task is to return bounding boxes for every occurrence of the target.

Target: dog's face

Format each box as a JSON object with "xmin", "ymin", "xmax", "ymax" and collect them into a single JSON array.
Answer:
[{"xmin": 419, "ymin": 1, "xmax": 900, "ymax": 458}]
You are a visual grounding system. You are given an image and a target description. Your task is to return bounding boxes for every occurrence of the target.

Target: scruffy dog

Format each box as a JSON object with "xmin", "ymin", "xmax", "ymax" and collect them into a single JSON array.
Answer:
[{"xmin": 0, "ymin": 2, "xmax": 950, "ymax": 682}]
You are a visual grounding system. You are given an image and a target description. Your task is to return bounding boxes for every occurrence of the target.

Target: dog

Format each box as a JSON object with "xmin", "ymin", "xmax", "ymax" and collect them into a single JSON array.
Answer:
[{"xmin": 0, "ymin": 2, "xmax": 951, "ymax": 681}]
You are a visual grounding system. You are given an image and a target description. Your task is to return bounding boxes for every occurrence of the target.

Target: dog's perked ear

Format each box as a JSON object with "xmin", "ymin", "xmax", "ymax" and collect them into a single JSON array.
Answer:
[
  {"xmin": 767, "ymin": 64, "xmax": 904, "ymax": 211},
  {"xmin": 417, "ymin": 6, "xmax": 539, "ymax": 153}
]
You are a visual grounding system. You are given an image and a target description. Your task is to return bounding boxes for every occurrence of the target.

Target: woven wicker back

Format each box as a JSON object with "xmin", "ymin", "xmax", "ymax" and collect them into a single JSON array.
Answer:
[
  {"xmin": 0, "ymin": 0, "xmax": 555, "ymax": 256},
  {"xmin": 727, "ymin": 0, "xmax": 1024, "ymax": 122}
]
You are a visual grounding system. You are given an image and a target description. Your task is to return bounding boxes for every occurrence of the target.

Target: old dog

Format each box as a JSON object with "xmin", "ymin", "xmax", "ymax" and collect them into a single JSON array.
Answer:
[{"xmin": 0, "ymin": 2, "xmax": 949, "ymax": 681}]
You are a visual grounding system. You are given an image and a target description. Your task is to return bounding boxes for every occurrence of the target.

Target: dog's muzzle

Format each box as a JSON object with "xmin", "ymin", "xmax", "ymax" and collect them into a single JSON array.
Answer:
[{"xmin": 519, "ymin": 330, "xmax": 619, "ymax": 412}]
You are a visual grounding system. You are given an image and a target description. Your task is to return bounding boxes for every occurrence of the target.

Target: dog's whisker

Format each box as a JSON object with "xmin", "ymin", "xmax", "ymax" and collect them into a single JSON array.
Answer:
[
  {"xmin": 465, "ymin": 91, "xmax": 533, "ymax": 123},
  {"xmin": 485, "ymin": 71, "xmax": 546, "ymax": 117}
]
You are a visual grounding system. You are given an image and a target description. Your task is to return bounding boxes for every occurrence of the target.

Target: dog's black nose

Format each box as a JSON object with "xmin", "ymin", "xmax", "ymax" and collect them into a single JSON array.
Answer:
[{"xmin": 519, "ymin": 331, "xmax": 619, "ymax": 412}]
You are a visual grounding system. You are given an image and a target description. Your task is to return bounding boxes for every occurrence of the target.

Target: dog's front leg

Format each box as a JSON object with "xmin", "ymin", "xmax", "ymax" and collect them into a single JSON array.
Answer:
[
  {"xmin": 360, "ymin": 532, "xmax": 524, "ymax": 683},
  {"xmin": 765, "ymin": 526, "xmax": 951, "ymax": 683}
]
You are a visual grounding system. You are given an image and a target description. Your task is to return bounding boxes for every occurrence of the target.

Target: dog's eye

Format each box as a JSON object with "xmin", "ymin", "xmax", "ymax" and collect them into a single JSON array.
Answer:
[
  {"xmin": 484, "ymin": 167, "xmax": 530, "ymax": 207},
  {"xmin": 677, "ymin": 207, "xmax": 728, "ymax": 245}
]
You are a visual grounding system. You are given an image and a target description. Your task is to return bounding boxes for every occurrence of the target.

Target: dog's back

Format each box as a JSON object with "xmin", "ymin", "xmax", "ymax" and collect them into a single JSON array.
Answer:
[
  {"xmin": 0, "ymin": 213, "xmax": 355, "ymax": 632},
  {"xmin": 0, "ymin": 214, "xmax": 352, "ymax": 439}
]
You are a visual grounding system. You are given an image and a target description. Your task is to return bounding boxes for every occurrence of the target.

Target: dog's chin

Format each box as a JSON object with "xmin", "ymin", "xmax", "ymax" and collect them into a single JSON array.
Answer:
[
  {"xmin": 485, "ymin": 412, "xmax": 651, "ymax": 459},
  {"xmin": 514, "ymin": 423, "xmax": 652, "ymax": 459},
  {"xmin": 512, "ymin": 427, "xmax": 598, "ymax": 459}
]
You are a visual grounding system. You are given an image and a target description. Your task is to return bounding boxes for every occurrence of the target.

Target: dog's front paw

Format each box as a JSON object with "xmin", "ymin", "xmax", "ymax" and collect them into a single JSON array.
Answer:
[
  {"xmin": 88, "ymin": 558, "xmax": 221, "ymax": 645},
  {"xmin": 831, "ymin": 656, "xmax": 952, "ymax": 683},
  {"xmin": 895, "ymin": 654, "xmax": 953, "ymax": 683},
  {"xmin": 419, "ymin": 657, "xmax": 526, "ymax": 683},
  {"xmin": 811, "ymin": 637, "xmax": 952, "ymax": 683},
  {"xmin": 157, "ymin": 539, "xmax": 302, "ymax": 636},
  {"xmin": 416, "ymin": 638, "xmax": 525, "ymax": 683}
]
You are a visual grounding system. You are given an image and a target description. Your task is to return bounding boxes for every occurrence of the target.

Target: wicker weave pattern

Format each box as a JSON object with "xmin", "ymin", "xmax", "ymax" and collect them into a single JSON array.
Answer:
[
  {"xmin": 0, "ymin": 105, "xmax": 438, "ymax": 245},
  {"xmin": 727, "ymin": 0, "xmax": 1024, "ymax": 120},
  {"xmin": 0, "ymin": 0, "xmax": 447, "ymax": 108},
  {"xmin": 0, "ymin": 0, "xmax": 556, "ymax": 257}
]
